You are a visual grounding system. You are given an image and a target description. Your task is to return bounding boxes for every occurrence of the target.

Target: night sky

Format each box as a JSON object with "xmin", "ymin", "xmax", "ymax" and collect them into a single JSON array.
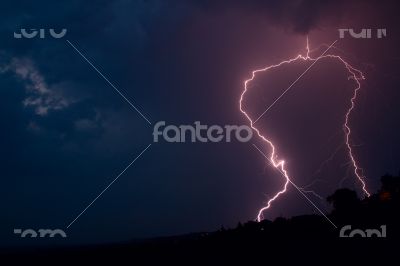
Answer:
[{"xmin": 1, "ymin": 0, "xmax": 399, "ymax": 245}]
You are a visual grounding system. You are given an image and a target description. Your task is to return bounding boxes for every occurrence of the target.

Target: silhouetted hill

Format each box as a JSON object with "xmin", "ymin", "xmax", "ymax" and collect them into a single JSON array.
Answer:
[{"xmin": 3, "ymin": 173, "xmax": 399, "ymax": 264}]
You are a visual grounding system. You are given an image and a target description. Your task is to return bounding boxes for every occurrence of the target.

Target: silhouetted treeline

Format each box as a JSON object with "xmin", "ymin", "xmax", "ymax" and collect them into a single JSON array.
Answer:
[
  {"xmin": 207, "ymin": 173, "xmax": 400, "ymax": 241},
  {"xmin": 5, "ymin": 173, "xmax": 399, "ymax": 264}
]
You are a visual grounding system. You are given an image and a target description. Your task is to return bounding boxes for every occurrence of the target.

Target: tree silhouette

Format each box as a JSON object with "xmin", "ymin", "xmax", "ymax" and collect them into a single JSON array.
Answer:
[{"xmin": 327, "ymin": 188, "xmax": 360, "ymax": 216}]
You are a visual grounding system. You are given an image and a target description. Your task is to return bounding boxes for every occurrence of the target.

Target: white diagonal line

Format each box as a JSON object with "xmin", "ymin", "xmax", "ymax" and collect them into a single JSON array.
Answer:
[
  {"xmin": 66, "ymin": 144, "xmax": 152, "ymax": 228},
  {"xmin": 253, "ymin": 40, "xmax": 338, "ymax": 124},
  {"xmin": 66, "ymin": 39, "xmax": 152, "ymax": 125},
  {"xmin": 252, "ymin": 143, "xmax": 337, "ymax": 228}
]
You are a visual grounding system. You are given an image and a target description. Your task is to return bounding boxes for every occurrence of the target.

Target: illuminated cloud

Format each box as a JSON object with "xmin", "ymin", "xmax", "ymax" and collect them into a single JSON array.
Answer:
[{"xmin": 4, "ymin": 57, "xmax": 71, "ymax": 115}]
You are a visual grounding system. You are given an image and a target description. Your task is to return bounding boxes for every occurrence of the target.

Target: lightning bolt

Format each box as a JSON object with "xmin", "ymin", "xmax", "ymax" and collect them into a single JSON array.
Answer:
[{"xmin": 240, "ymin": 37, "xmax": 370, "ymax": 222}]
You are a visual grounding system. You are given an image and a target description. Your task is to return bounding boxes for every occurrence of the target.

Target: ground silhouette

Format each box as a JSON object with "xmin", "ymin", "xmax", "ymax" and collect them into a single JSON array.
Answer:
[{"xmin": 4, "ymin": 173, "xmax": 399, "ymax": 264}]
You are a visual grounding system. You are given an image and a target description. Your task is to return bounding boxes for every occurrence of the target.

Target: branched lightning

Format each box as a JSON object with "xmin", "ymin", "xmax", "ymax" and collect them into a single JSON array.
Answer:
[
  {"xmin": 298, "ymin": 187, "xmax": 324, "ymax": 200},
  {"xmin": 240, "ymin": 37, "xmax": 370, "ymax": 222}
]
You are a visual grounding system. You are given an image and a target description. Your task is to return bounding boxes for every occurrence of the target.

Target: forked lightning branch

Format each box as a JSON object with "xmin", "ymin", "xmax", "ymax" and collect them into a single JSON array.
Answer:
[{"xmin": 240, "ymin": 37, "xmax": 370, "ymax": 221}]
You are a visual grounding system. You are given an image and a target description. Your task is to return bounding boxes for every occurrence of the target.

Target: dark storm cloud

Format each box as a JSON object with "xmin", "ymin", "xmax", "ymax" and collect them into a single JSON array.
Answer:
[
  {"xmin": 189, "ymin": 0, "xmax": 346, "ymax": 33},
  {"xmin": 0, "ymin": 0, "xmax": 346, "ymax": 124},
  {"xmin": 1, "ymin": 0, "xmax": 399, "ymax": 246},
  {"xmin": 0, "ymin": 0, "xmax": 170, "ymax": 136}
]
